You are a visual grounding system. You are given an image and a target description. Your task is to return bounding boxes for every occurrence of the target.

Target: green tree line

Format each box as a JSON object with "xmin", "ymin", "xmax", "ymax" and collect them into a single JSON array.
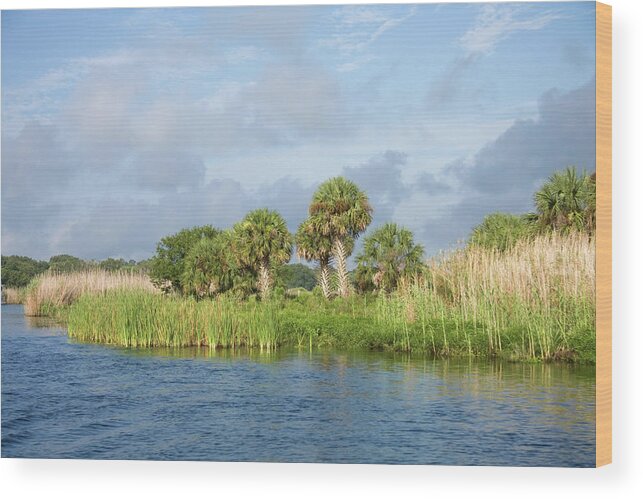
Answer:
[
  {"xmin": 149, "ymin": 167, "xmax": 595, "ymax": 300},
  {"xmin": 148, "ymin": 177, "xmax": 425, "ymax": 300},
  {"xmin": 3, "ymin": 167, "xmax": 595, "ymax": 297},
  {"xmin": 1, "ymin": 254, "xmax": 149, "ymax": 289}
]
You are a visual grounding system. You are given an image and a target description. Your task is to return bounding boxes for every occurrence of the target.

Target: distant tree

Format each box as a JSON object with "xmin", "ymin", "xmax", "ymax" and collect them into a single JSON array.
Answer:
[
  {"xmin": 181, "ymin": 232, "xmax": 238, "ymax": 297},
  {"xmin": 276, "ymin": 263, "xmax": 317, "ymax": 292},
  {"xmin": 49, "ymin": 254, "xmax": 89, "ymax": 273},
  {"xmin": 149, "ymin": 225, "xmax": 220, "ymax": 292},
  {"xmin": 232, "ymin": 209, "xmax": 292, "ymax": 301},
  {"xmin": 356, "ymin": 223, "xmax": 424, "ymax": 292},
  {"xmin": 308, "ymin": 177, "xmax": 372, "ymax": 297},
  {"xmin": 1, "ymin": 255, "xmax": 49, "ymax": 288},
  {"xmin": 134, "ymin": 259, "xmax": 153, "ymax": 274},
  {"xmin": 469, "ymin": 213, "xmax": 536, "ymax": 252},
  {"xmin": 534, "ymin": 167, "xmax": 595, "ymax": 233},
  {"xmin": 99, "ymin": 258, "xmax": 130, "ymax": 272}
]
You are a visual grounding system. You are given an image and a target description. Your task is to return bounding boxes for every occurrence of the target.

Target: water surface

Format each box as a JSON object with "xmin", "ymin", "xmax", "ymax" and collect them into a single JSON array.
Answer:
[{"xmin": 1, "ymin": 304, "xmax": 596, "ymax": 466}]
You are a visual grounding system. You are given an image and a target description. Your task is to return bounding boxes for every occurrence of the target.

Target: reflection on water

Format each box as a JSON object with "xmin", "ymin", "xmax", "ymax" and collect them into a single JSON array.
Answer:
[
  {"xmin": 2, "ymin": 304, "xmax": 596, "ymax": 466},
  {"xmin": 25, "ymin": 314, "xmax": 67, "ymax": 331}
]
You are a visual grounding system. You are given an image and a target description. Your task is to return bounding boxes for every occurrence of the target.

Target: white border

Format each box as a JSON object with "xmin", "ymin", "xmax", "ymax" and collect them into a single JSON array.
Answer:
[{"xmin": 1, "ymin": 0, "xmax": 641, "ymax": 497}]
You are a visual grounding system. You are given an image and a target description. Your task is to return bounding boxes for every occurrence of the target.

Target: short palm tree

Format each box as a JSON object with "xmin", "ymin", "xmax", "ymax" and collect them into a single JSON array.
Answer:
[
  {"xmin": 296, "ymin": 218, "xmax": 353, "ymax": 299},
  {"xmin": 308, "ymin": 177, "xmax": 372, "ymax": 297},
  {"xmin": 181, "ymin": 232, "xmax": 236, "ymax": 297},
  {"xmin": 469, "ymin": 213, "xmax": 536, "ymax": 252},
  {"xmin": 356, "ymin": 223, "xmax": 424, "ymax": 292},
  {"xmin": 534, "ymin": 167, "xmax": 595, "ymax": 233},
  {"xmin": 233, "ymin": 209, "xmax": 292, "ymax": 300}
]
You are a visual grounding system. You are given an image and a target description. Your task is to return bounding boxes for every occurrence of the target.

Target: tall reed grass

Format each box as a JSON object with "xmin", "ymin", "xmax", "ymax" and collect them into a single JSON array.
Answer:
[
  {"xmin": 378, "ymin": 231, "xmax": 595, "ymax": 361},
  {"xmin": 2, "ymin": 287, "xmax": 25, "ymax": 304},
  {"xmin": 24, "ymin": 269, "xmax": 157, "ymax": 317}
]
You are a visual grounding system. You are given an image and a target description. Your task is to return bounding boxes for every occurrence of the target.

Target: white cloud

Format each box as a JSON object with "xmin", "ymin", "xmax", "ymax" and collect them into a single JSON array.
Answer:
[
  {"xmin": 332, "ymin": 6, "xmax": 391, "ymax": 27},
  {"xmin": 427, "ymin": 5, "xmax": 562, "ymax": 111},
  {"xmin": 2, "ymin": 6, "xmax": 593, "ymax": 262},
  {"xmin": 323, "ymin": 5, "xmax": 416, "ymax": 71},
  {"xmin": 461, "ymin": 4, "xmax": 561, "ymax": 56}
]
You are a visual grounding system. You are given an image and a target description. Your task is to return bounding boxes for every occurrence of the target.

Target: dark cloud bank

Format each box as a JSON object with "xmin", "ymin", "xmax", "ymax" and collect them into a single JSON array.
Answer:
[{"xmin": 416, "ymin": 78, "xmax": 595, "ymax": 254}]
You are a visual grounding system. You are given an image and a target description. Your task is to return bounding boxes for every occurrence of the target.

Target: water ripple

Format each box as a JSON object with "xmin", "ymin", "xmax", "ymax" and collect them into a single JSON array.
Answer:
[{"xmin": 2, "ymin": 304, "xmax": 596, "ymax": 465}]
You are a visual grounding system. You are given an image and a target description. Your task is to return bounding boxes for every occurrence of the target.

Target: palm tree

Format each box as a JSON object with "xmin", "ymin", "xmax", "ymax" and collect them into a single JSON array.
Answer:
[
  {"xmin": 308, "ymin": 177, "xmax": 372, "ymax": 297},
  {"xmin": 181, "ymin": 232, "xmax": 236, "ymax": 297},
  {"xmin": 233, "ymin": 209, "xmax": 292, "ymax": 300},
  {"xmin": 356, "ymin": 223, "xmax": 424, "ymax": 292},
  {"xmin": 296, "ymin": 218, "xmax": 353, "ymax": 299},
  {"xmin": 296, "ymin": 219, "xmax": 332, "ymax": 299},
  {"xmin": 534, "ymin": 167, "xmax": 595, "ymax": 233}
]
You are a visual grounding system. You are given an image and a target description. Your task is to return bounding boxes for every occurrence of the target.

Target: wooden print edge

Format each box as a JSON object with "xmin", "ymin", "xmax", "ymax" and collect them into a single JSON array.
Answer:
[{"xmin": 596, "ymin": 1, "xmax": 612, "ymax": 468}]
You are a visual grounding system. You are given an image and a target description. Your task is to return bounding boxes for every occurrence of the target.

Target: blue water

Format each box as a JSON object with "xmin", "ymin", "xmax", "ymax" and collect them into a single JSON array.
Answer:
[{"xmin": 1, "ymin": 304, "xmax": 596, "ymax": 466}]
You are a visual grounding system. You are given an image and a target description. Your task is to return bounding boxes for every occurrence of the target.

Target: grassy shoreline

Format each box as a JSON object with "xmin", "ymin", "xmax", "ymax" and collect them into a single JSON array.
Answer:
[
  {"xmin": 22, "ymin": 269, "xmax": 157, "ymax": 317},
  {"xmin": 64, "ymin": 288, "xmax": 594, "ymax": 362},
  {"xmin": 1, "ymin": 287, "xmax": 26, "ymax": 304},
  {"xmin": 17, "ymin": 232, "xmax": 595, "ymax": 363}
]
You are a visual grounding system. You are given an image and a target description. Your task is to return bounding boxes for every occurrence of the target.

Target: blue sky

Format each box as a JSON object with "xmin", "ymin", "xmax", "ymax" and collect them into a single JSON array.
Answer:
[{"xmin": 1, "ymin": 2, "xmax": 596, "ymax": 261}]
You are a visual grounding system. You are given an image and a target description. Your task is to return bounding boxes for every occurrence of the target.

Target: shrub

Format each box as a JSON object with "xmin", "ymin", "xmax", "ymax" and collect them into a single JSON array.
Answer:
[
  {"xmin": 469, "ymin": 213, "xmax": 536, "ymax": 251},
  {"xmin": 149, "ymin": 225, "xmax": 220, "ymax": 292}
]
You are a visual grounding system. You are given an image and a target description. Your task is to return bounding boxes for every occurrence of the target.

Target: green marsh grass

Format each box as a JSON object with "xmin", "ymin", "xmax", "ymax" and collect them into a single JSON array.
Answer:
[
  {"xmin": 47, "ymin": 232, "xmax": 595, "ymax": 362},
  {"xmin": 68, "ymin": 291, "xmax": 280, "ymax": 350}
]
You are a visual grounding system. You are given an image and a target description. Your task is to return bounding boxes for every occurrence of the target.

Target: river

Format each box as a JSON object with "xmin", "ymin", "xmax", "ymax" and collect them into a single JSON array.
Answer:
[{"xmin": 1, "ymin": 304, "xmax": 596, "ymax": 466}]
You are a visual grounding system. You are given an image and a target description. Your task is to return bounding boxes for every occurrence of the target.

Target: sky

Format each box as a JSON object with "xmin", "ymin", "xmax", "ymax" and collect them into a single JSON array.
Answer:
[{"xmin": 1, "ymin": 2, "xmax": 596, "ymax": 262}]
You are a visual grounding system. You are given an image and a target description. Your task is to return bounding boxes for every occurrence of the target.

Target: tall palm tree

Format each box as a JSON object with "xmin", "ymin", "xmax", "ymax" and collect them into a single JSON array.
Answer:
[
  {"xmin": 233, "ymin": 209, "xmax": 292, "ymax": 301},
  {"xmin": 534, "ymin": 167, "xmax": 595, "ymax": 233},
  {"xmin": 296, "ymin": 218, "xmax": 353, "ymax": 299},
  {"xmin": 308, "ymin": 177, "xmax": 372, "ymax": 297},
  {"xmin": 356, "ymin": 223, "xmax": 424, "ymax": 292},
  {"xmin": 295, "ymin": 219, "xmax": 333, "ymax": 299}
]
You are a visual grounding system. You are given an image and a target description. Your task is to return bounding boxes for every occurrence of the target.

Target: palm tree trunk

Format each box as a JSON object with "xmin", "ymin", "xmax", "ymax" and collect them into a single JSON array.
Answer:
[
  {"xmin": 257, "ymin": 260, "xmax": 272, "ymax": 301},
  {"xmin": 319, "ymin": 259, "xmax": 332, "ymax": 299},
  {"xmin": 333, "ymin": 238, "xmax": 351, "ymax": 298}
]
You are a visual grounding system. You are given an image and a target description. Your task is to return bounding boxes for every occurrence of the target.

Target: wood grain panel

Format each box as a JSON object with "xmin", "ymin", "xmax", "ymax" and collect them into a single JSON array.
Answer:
[{"xmin": 596, "ymin": 1, "xmax": 612, "ymax": 468}]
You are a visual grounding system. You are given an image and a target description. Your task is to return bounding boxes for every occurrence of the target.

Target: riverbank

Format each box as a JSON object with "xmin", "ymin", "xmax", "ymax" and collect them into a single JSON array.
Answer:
[
  {"xmin": 20, "ymin": 232, "xmax": 595, "ymax": 362},
  {"xmin": 64, "ymin": 288, "xmax": 594, "ymax": 362}
]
